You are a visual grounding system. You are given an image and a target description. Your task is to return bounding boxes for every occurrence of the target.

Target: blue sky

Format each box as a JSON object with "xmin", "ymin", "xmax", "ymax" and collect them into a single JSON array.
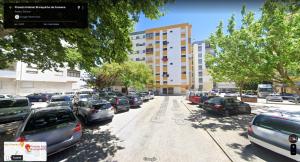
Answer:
[{"xmin": 134, "ymin": 0, "xmax": 264, "ymax": 42}]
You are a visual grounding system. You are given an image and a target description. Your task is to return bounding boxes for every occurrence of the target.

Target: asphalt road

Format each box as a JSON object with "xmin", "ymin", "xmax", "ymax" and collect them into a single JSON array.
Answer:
[{"xmin": 0, "ymin": 96, "xmax": 297, "ymax": 162}]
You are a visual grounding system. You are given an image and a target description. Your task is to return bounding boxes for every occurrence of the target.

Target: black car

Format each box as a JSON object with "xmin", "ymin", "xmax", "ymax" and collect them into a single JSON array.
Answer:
[
  {"xmin": 126, "ymin": 95, "xmax": 143, "ymax": 108},
  {"xmin": 202, "ymin": 97, "xmax": 251, "ymax": 116},
  {"xmin": 109, "ymin": 97, "xmax": 130, "ymax": 113},
  {"xmin": 199, "ymin": 95, "xmax": 218, "ymax": 108},
  {"xmin": 27, "ymin": 93, "xmax": 53, "ymax": 102}
]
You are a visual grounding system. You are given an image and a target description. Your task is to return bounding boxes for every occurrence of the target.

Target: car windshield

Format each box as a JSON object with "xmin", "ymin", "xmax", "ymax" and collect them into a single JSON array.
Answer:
[{"xmin": 0, "ymin": 99, "xmax": 28, "ymax": 108}]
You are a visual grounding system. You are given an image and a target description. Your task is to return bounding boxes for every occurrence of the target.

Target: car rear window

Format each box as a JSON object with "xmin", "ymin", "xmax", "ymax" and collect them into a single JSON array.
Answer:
[
  {"xmin": 51, "ymin": 96, "xmax": 70, "ymax": 102},
  {"xmin": 207, "ymin": 97, "xmax": 223, "ymax": 104},
  {"xmin": 119, "ymin": 99, "xmax": 129, "ymax": 105},
  {"xmin": 24, "ymin": 109, "xmax": 76, "ymax": 132},
  {"xmin": 93, "ymin": 103, "xmax": 111, "ymax": 109},
  {"xmin": 253, "ymin": 115, "xmax": 300, "ymax": 136},
  {"xmin": 0, "ymin": 99, "xmax": 29, "ymax": 108}
]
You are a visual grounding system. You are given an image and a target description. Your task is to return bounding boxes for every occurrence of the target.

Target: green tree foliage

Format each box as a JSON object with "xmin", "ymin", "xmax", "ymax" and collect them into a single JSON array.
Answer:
[
  {"xmin": 89, "ymin": 61, "xmax": 153, "ymax": 93},
  {"xmin": 0, "ymin": 0, "xmax": 170, "ymax": 71},
  {"xmin": 208, "ymin": 0, "xmax": 300, "ymax": 95}
]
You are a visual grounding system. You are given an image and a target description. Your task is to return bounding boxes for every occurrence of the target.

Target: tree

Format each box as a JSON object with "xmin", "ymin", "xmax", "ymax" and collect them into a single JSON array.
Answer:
[
  {"xmin": 89, "ymin": 61, "xmax": 153, "ymax": 93},
  {"xmin": 0, "ymin": 0, "xmax": 170, "ymax": 71},
  {"xmin": 207, "ymin": 7, "xmax": 265, "ymax": 97},
  {"xmin": 208, "ymin": 0, "xmax": 300, "ymax": 96}
]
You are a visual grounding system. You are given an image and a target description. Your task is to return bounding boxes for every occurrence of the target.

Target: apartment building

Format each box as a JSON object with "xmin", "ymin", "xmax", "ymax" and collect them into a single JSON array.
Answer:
[
  {"xmin": 193, "ymin": 41, "xmax": 237, "ymax": 92},
  {"xmin": 0, "ymin": 61, "xmax": 84, "ymax": 96},
  {"xmin": 129, "ymin": 23, "xmax": 193, "ymax": 94}
]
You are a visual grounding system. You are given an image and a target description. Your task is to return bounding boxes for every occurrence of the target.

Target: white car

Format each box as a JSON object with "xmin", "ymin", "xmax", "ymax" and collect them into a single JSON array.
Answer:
[
  {"xmin": 248, "ymin": 113, "xmax": 300, "ymax": 161},
  {"xmin": 0, "ymin": 94, "xmax": 13, "ymax": 98}
]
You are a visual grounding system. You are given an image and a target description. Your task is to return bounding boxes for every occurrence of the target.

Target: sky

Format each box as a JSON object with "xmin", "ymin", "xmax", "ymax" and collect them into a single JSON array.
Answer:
[{"xmin": 134, "ymin": 0, "xmax": 265, "ymax": 42}]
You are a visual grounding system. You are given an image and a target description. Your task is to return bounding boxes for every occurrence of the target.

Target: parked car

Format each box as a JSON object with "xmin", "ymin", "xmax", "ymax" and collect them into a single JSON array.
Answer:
[
  {"xmin": 148, "ymin": 91, "xmax": 155, "ymax": 99},
  {"xmin": 47, "ymin": 95, "xmax": 73, "ymax": 109},
  {"xmin": 127, "ymin": 95, "xmax": 143, "ymax": 107},
  {"xmin": 280, "ymin": 93, "xmax": 295, "ymax": 100},
  {"xmin": 109, "ymin": 97, "xmax": 130, "ymax": 113},
  {"xmin": 63, "ymin": 92, "xmax": 76, "ymax": 99},
  {"xmin": 27, "ymin": 93, "xmax": 53, "ymax": 102},
  {"xmin": 136, "ymin": 92, "xmax": 145, "ymax": 101},
  {"xmin": 266, "ymin": 94, "xmax": 283, "ymax": 102},
  {"xmin": 15, "ymin": 106, "xmax": 82, "ymax": 156},
  {"xmin": 139, "ymin": 92, "xmax": 150, "ymax": 101},
  {"xmin": 74, "ymin": 99, "xmax": 114, "ymax": 124},
  {"xmin": 0, "ymin": 97, "xmax": 31, "ymax": 124},
  {"xmin": 199, "ymin": 95, "xmax": 218, "ymax": 108},
  {"xmin": 224, "ymin": 92, "xmax": 239, "ymax": 99},
  {"xmin": 98, "ymin": 91, "xmax": 118, "ymax": 100},
  {"xmin": 0, "ymin": 94, "xmax": 13, "ymax": 98},
  {"xmin": 202, "ymin": 97, "xmax": 251, "ymax": 116},
  {"xmin": 248, "ymin": 113, "xmax": 300, "ymax": 161}
]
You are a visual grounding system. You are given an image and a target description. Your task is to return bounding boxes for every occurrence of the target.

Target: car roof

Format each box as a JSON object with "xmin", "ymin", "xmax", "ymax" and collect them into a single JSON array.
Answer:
[
  {"xmin": 51, "ymin": 95, "xmax": 70, "ymax": 98},
  {"xmin": 0, "ymin": 96, "xmax": 28, "ymax": 100},
  {"xmin": 33, "ymin": 106, "xmax": 71, "ymax": 112},
  {"xmin": 257, "ymin": 112, "xmax": 300, "ymax": 122}
]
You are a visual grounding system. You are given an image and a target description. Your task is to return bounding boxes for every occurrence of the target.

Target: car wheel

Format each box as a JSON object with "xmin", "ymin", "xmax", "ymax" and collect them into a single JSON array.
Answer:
[
  {"xmin": 38, "ymin": 99, "xmax": 43, "ymax": 102},
  {"xmin": 224, "ymin": 110, "xmax": 230, "ymax": 117}
]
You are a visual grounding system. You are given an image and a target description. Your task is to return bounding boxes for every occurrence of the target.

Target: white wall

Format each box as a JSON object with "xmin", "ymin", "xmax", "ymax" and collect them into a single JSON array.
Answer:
[
  {"xmin": 193, "ymin": 44, "xmax": 199, "ymax": 90},
  {"xmin": 167, "ymin": 28, "xmax": 181, "ymax": 85}
]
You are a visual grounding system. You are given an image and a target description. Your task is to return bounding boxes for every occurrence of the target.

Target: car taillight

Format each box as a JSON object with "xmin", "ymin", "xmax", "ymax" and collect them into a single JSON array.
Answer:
[
  {"xmin": 214, "ymin": 104, "xmax": 223, "ymax": 109},
  {"xmin": 248, "ymin": 122, "xmax": 253, "ymax": 134},
  {"xmin": 17, "ymin": 136, "xmax": 26, "ymax": 142},
  {"xmin": 73, "ymin": 122, "xmax": 81, "ymax": 132}
]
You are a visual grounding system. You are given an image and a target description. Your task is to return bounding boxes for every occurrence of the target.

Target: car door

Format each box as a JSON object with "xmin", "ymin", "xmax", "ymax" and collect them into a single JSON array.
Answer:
[{"xmin": 224, "ymin": 98, "xmax": 238, "ymax": 113}]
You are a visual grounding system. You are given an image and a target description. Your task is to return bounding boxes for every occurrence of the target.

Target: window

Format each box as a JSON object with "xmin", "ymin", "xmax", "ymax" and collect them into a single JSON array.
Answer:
[
  {"xmin": 163, "ymin": 65, "xmax": 167, "ymax": 67},
  {"xmin": 170, "ymin": 30, "xmax": 173, "ymax": 33},
  {"xmin": 136, "ymin": 50, "xmax": 139, "ymax": 54},
  {"xmin": 27, "ymin": 64, "xmax": 38, "ymax": 69},
  {"xmin": 181, "ymin": 55, "xmax": 186, "ymax": 57},
  {"xmin": 156, "ymin": 81, "xmax": 160, "ymax": 84},
  {"xmin": 199, "ymin": 72, "xmax": 203, "ymax": 76},
  {"xmin": 163, "ymin": 48, "xmax": 167, "ymax": 51},
  {"xmin": 163, "ymin": 81, "xmax": 167, "ymax": 84},
  {"xmin": 163, "ymin": 41, "xmax": 168, "ymax": 45},
  {"xmin": 182, "ymin": 71, "xmax": 186, "ymax": 74},
  {"xmin": 136, "ymin": 58, "xmax": 140, "ymax": 61},
  {"xmin": 156, "ymin": 73, "xmax": 160, "ymax": 76},
  {"xmin": 181, "ymin": 47, "xmax": 186, "ymax": 51},
  {"xmin": 170, "ymin": 62, "xmax": 173, "ymax": 65},
  {"xmin": 143, "ymin": 50, "xmax": 146, "ymax": 53},
  {"xmin": 253, "ymin": 115, "xmax": 300, "ymax": 136},
  {"xmin": 146, "ymin": 48, "xmax": 153, "ymax": 54},
  {"xmin": 26, "ymin": 70, "xmax": 38, "ymax": 74},
  {"xmin": 67, "ymin": 70, "xmax": 80, "ymax": 78},
  {"xmin": 199, "ymin": 78, "xmax": 203, "ymax": 82},
  {"xmin": 136, "ymin": 36, "xmax": 140, "ymax": 39},
  {"xmin": 0, "ymin": 99, "xmax": 29, "ymax": 108},
  {"xmin": 163, "ymin": 32, "xmax": 167, "ymax": 35},
  {"xmin": 155, "ymin": 33, "xmax": 160, "ymax": 36},
  {"xmin": 24, "ymin": 109, "xmax": 76, "ymax": 132},
  {"xmin": 146, "ymin": 33, "xmax": 153, "ymax": 39},
  {"xmin": 155, "ymin": 41, "xmax": 160, "ymax": 44},
  {"xmin": 170, "ymin": 47, "xmax": 173, "ymax": 49}
]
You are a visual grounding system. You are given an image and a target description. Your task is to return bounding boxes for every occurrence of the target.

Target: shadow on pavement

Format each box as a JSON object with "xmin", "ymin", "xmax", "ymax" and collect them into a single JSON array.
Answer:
[
  {"xmin": 227, "ymin": 143, "xmax": 295, "ymax": 162},
  {"xmin": 187, "ymin": 109, "xmax": 254, "ymax": 133},
  {"xmin": 48, "ymin": 128, "xmax": 124, "ymax": 162}
]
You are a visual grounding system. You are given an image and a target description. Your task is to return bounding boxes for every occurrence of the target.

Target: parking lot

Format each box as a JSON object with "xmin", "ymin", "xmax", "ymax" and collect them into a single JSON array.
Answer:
[{"xmin": 1, "ymin": 96, "xmax": 298, "ymax": 162}]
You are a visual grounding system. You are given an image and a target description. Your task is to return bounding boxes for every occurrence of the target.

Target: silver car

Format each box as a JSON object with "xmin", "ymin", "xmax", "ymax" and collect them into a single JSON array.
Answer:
[
  {"xmin": 248, "ymin": 113, "xmax": 300, "ymax": 161},
  {"xmin": 0, "ymin": 97, "xmax": 31, "ymax": 124},
  {"xmin": 266, "ymin": 94, "xmax": 283, "ymax": 102},
  {"xmin": 75, "ymin": 99, "xmax": 114, "ymax": 124},
  {"xmin": 15, "ymin": 106, "xmax": 82, "ymax": 156}
]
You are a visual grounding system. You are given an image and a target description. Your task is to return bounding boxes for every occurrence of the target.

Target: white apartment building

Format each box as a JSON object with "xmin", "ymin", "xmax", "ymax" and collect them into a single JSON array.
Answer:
[
  {"xmin": 0, "ymin": 61, "xmax": 85, "ymax": 96},
  {"xmin": 193, "ymin": 41, "xmax": 236, "ymax": 92},
  {"xmin": 129, "ymin": 23, "xmax": 193, "ymax": 94}
]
